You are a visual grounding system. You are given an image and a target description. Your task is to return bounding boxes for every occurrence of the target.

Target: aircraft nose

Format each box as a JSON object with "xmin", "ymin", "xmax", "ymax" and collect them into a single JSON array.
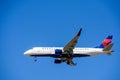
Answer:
[
  {"xmin": 24, "ymin": 51, "xmax": 28, "ymax": 56},
  {"xmin": 24, "ymin": 50, "xmax": 31, "ymax": 56},
  {"xmin": 24, "ymin": 51, "xmax": 27, "ymax": 55}
]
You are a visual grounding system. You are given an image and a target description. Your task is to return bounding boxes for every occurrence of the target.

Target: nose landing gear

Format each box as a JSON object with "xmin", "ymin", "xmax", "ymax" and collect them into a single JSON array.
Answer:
[{"xmin": 34, "ymin": 56, "xmax": 37, "ymax": 62}]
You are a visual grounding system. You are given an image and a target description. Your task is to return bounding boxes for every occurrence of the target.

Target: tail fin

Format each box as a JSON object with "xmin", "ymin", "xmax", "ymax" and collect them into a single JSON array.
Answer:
[{"xmin": 98, "ymin": 35, "xmax": 113, "ymax": 48}]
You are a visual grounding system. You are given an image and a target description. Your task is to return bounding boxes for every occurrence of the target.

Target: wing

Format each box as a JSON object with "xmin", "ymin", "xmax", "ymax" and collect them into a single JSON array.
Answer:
[
  {"xmin": 61, "ymin": 58, "xmax": 76, "ymax": 66},
  {"xmin": 63, "ymin": 28, "xmax": 82, "ymax": 54}
]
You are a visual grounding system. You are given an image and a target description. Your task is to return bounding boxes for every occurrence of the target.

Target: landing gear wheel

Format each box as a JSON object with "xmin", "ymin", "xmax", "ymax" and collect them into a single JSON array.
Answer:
[{"xmin": 34, "ymin": 59, "xmax": 37, "ymax": 62}]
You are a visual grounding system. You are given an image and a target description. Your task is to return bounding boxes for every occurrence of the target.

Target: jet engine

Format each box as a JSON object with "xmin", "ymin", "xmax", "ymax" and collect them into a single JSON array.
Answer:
[
  {"xmin": 55, "ymin": 49, "xmax": 62, "ymax": 55},
  {"xmin": 54, "ymin": 59, "xmax": 62, "ymax": 64}
]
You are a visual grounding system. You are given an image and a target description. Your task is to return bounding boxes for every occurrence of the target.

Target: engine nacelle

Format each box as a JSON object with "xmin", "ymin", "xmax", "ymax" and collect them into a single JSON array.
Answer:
[
  {"xmin": 55, "ymin": 49, "xmax": 62, "ymax": 55},
  {"xmin": 54, "ymin": 59, "xmax": 62, "ymax": 64}
]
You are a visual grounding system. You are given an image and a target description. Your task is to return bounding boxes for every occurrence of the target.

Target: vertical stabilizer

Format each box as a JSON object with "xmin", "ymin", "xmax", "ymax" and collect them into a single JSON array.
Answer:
[{"xmin": 98, "ymin": 35, "xmax": 113, "ymax": 48}]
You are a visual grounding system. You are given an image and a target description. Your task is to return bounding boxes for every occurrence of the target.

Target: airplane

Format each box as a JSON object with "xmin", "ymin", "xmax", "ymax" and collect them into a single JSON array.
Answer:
[{"xmin": 24, "ymin": 28, "xmax": 114, "ymax": 66}]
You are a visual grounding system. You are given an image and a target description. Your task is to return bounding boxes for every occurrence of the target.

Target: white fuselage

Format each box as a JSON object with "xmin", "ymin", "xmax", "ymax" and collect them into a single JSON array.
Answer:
[{"xmin": 24, "ymin": 47, "xmax": 108, "ymax": 57}]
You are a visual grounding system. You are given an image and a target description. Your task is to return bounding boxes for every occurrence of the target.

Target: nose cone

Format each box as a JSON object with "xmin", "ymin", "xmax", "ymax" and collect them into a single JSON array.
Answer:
[
  {"xmin": 24, "ymin": 49, "xmax": 32, "ymax": 56},
  {"xmin": 24, "ymin": 51, "xmax": 28, "ymax": 56}
]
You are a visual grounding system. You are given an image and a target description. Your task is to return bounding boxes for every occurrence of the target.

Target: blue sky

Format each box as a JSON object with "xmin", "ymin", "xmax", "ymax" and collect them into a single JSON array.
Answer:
[{"xmin": 0, "ymin": 0, "xmax": 120, "ymax": 80}]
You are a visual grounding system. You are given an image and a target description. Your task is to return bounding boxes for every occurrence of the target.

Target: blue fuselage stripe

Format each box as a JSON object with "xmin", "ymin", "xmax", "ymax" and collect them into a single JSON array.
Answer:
[{"xmin": 30, "ymin": 54, "xmax": 90, "ymax": 58}]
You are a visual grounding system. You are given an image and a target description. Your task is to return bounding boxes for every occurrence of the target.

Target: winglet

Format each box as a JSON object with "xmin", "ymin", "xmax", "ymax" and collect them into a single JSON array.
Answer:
[{"xmin": 77, "ymin": 28, "xmax": 82, "ymax": 36}]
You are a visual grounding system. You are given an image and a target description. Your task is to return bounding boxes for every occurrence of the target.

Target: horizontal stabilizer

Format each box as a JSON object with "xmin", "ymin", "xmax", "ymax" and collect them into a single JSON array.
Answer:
[{"xmin": 105, "ymin": 49, "xmax": 115, "ymax": 56}]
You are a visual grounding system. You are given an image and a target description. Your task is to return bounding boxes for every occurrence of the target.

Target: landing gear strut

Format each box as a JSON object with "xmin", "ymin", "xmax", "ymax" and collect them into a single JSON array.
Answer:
[{"xmin": 34, "ymin": 56, "xmax": 37, "ymax": 62}]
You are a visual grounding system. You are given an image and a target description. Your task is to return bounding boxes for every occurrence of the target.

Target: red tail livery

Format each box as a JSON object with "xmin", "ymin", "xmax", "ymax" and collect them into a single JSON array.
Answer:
[{"xmin": 99, "ymin": 35, "xmax": 113, "ymax": 48}]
